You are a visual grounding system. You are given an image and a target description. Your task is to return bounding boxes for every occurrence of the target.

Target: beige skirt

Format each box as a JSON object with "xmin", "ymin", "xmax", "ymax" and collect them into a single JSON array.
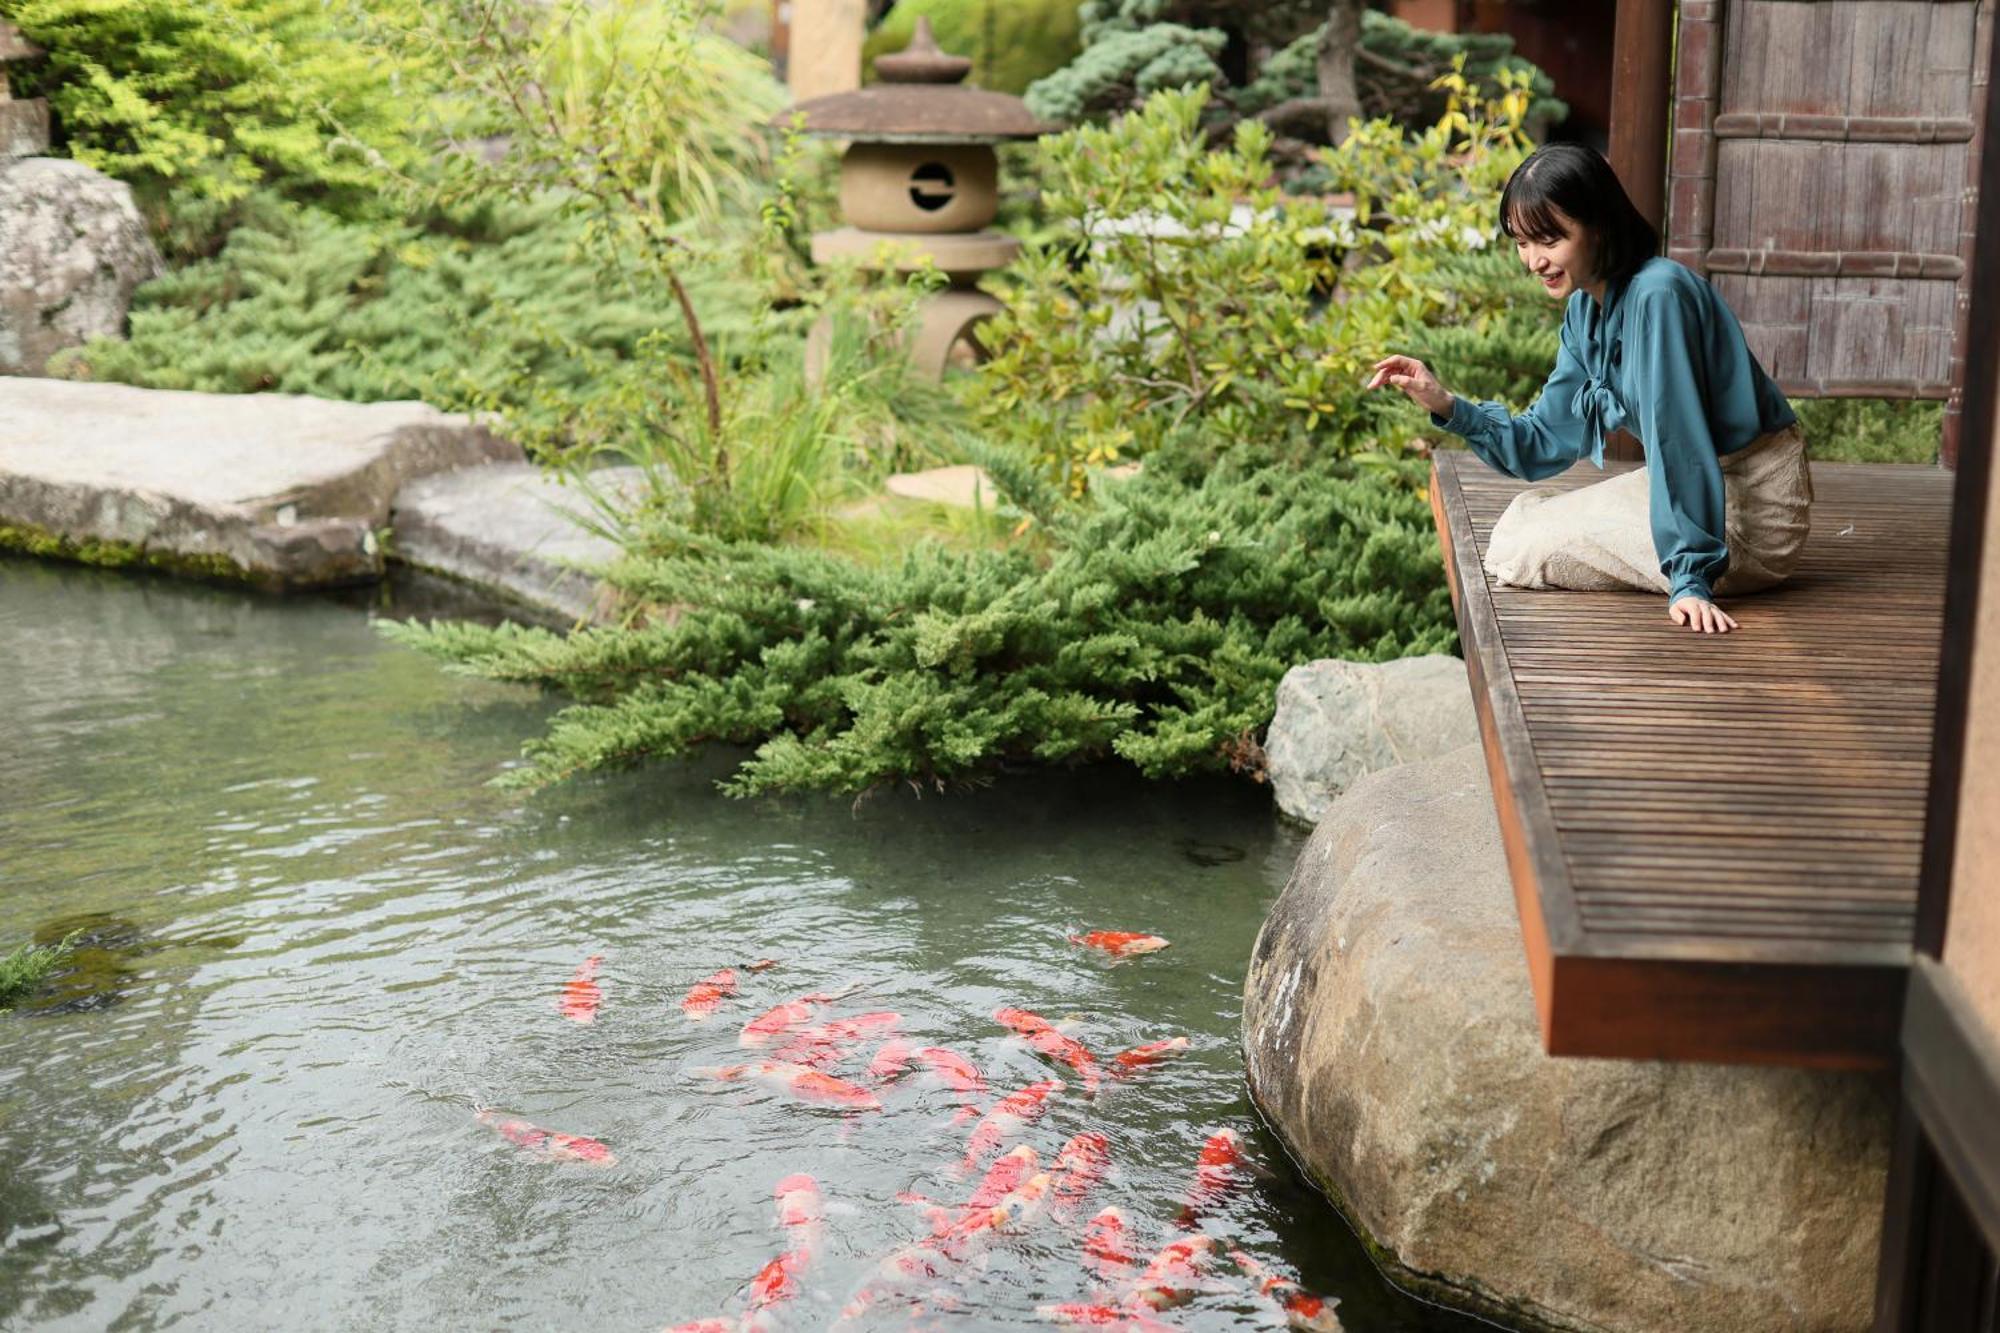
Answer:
[{"xmin": 1481, "ymin": 423, "xmax": 1814, "ymax": 598}]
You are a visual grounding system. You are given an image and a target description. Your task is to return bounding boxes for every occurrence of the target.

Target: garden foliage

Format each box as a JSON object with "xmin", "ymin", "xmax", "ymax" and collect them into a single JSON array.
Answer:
[
  {"xmin": 1025, "ymin": 5, "xmax": 1563, "ymax": 142},
  {"xmin": 862, "ymin": 0, "xmax": 1082, "ymax": 96},
  {"xmin": 383, "ymin": 447, "xmax": 1452, "ymax": 796},
  {"xmin": 0, "ymin": 0, "xmax": 425, "ymax": 237},
  {"xmin": 973, "ymin": 69, "xmax": 1550, "ymax": 494}
]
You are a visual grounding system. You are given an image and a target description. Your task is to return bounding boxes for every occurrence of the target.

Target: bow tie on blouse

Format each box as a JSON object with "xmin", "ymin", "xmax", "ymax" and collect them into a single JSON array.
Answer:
[{"xmin": 1570, "ymin": 336, "xmax": 1626, "ymax": 467}]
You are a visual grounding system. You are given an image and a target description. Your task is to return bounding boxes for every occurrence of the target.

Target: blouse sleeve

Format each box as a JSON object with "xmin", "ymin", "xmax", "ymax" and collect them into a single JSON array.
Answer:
[
  {"xmin": 1628, "ymin": 285, "xmax": 1730, "ymax": 603},
  {"xmin": 1428, "ymin": 316, "xmax": 1593, "ymax": 481}
]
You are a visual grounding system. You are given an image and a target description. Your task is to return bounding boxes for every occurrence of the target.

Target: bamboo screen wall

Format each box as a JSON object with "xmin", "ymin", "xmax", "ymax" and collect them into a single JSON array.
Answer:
[{"xmin": 1669, "ymin": 0, "xmax": 1995, "ymax": 465}]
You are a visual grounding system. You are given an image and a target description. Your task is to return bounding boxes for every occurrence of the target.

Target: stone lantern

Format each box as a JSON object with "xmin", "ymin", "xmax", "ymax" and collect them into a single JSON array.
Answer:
[
  {"xmin": 779, "ymin": 19, "xmax": 1054, "ymax": 380},
  {"xmin": 0, "ymin": 21, "xmax": 50, "ymax": 160}
]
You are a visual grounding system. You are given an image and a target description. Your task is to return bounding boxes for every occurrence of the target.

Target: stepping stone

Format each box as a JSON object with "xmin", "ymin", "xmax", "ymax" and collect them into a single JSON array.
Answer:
[
  {"xmin": 0, "ymin": 378, "xmax": 520, "ymax": 588},
  {"xmin": 883, "ymin": 464, "xmax": 997, "ymax": 510},
  {"xmin": 391, "ymin": 463, "xmax": 650, "ymax": 626}
]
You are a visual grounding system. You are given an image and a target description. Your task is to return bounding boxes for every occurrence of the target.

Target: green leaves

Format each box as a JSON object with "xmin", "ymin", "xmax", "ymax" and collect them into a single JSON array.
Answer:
[{"xmin": 386, "ymin": 448, "xmax": 1457, "ymax": 796}]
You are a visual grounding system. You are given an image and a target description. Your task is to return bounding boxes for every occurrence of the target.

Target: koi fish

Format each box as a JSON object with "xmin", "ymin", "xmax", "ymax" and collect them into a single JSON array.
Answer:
[
  {"xmin": 739, "ymin": 993, "xmax": 833, "ymax": 1048},
  {"xmin": 933, "ymin": 1166, "xmax": 1053, "ymax": 1259},
  {"xmin": 1112, "ymin": 1036, "xmax": 1190, "ymax": 1073},
  {"xmin": 915, "ymin": 1046, "xmax": 988, "ymax": 1117},
  {"xmin": 746, "ymin": 1249, "xmax": 806, "ymax": 1312},
  {"xmin": 960, "ymin": 1078, "xmax": 1063, "ymax": 1173},
  {"xmin": 475, "ymin": 1109, "xmax": 615, "ymax": 1166},
  {"xmin": 1068, "ymin": 931, "xmax": 1170, "ymax": 960},
  {"xmin": 1050, "ymin": 1132, "xmax": 1111, "ymax": 1216},
  {"xmin": 772, "ymin": 1172, "xmax": 824, "ymax": 1250},
  {"xmin": 558, "ymin": 954, "xmax": 604, "ymax": 1023},
  {"xmin": 664, "ymin": 1320, "xmax": 737, "ymax": 1333},
  {"xmin": 996, "ymin": 1008, "xmax": 1104, "ymax": 1096},
  {"xmin": 771, "ymin": 1011, "xmax": 902, "ymax": 1068},
  {"xmin": 701, "ymin": 1061, "xmax": 883, "ymax": 1113},
  {"xmin": 1034, "ymin": 1305, "xmax": 1177, "ymax": 1331},
  {"xmin": 1175, "ymin": 1128, "xmax": 1248, "ymax": 1228},
  {"xmin": 1080, "ymin": 1205, "xmax": 1138, "ymax": 1281},
  {"xmin": 867, "ymin": 1038, "xmax": 916, "ymax": 1082},
  {"xmin": 1228, "ymin": 1249, "xmax": 1345, "ymax": 1332},
  {"xmin": 746, "ymin": 959, "xmax": 779, "ymax": 972},
  {"xmin": 1124, "ymin": 1234, "xmax": 1218, "ymax": 1310},
  {"xmin": 680, "ymin": 968, "xmax": 738, "ymax": 1022}
]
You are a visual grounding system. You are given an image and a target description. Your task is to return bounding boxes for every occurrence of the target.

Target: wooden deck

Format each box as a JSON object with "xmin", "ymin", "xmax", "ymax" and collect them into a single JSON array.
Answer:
[{"xmin": 1429, "ymin": 449, "xmax": 1955, "ymax": 1069}]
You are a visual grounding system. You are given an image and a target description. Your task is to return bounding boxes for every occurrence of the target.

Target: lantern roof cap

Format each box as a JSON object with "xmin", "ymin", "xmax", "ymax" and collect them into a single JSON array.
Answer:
[{"xmin": 777, "ymin": 18, "xmax": 1056, "ymax": 144}]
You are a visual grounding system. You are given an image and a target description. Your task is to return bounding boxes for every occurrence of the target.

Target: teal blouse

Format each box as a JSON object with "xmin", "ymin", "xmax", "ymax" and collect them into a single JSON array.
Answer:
[{"xmin": 1430, "ymin": 256, "xmax": 1797, "ymax": 603}]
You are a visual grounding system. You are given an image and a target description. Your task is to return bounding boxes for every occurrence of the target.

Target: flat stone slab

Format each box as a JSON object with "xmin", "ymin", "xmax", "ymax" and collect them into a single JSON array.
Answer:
[
  {"xmin": 1242, "ymin": 742, "xmax": 1891, "ymax": 1331},
  {"xmin": 884, "ymin": 464, "xmax": 998, "ymax": 510},
  {"xmin": 0, "ymin": 378, "xmax": 520, "ymax": 588},
  {"xmin": 391, "ymin": 463, "xmax": 646, "ymax": 625}
]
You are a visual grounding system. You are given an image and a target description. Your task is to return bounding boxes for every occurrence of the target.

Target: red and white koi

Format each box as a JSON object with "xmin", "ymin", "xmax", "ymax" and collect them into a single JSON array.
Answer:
[
  {"xmin": 558, "ymin": 954, "xmax": 604, "ymax": 1023},
  {"xmin": 1034, "ymin": 1304, "xmax": 1177, "ymax": 1331},
  {"xmin": 771, "ymin": 1011, "xmax": 902, "ymax": 1069},
  {"xmin": 738, "ymin": 992, "xmax": 834, "ymax": 1048},
  {"xmin": 1050, "ymin": 1131, "xmax": 1111, "ymax": 1217},
  {"xmin": 1112, "ymin": 1036, "xmax": 1190, "ymax": 1074},
  {"xmin": 867, "ymin": 1038, "xmax": 916, "ymax": 1082},
  {"xmin": 680, "ymin": 968, "xmax": 738, "ymax": 1022},
  {"xmin": 994, "ymin": 1007, "xmax": 1105, "ymax": 1095},
  {"xmin": 959, "ymin": 1078, "xmax": 1063, "ymax": 1173},
  {"xmin": 1123, "ymin": 1234, "xmax": 1219, "ymax": 1310},
  {"xmin": 1228, "ymin": 1249, "xmax": 1345, "ymax": 1332},
  {"xmin": 1175, "ymin": 1127, "xmax": 1248, "ymax": 1228},
  {"xmin": 1080, "ymin": 1206, "xmax": 1138, "ymax": 1282},
  {"xmin": 1067, "ymin": 931, "xmax": 1170, "ymax": 960},
  {"xmin": 772, "ymin": 1172, "xmax": 824, "ymax": 1252},
  {"xmin": 700, "ymin": 1061, "xmax": 884, "ymax": 1113},
  {"xmin": 475, "ymin": 1109, "xmax": 616, "ymax": 1166}
]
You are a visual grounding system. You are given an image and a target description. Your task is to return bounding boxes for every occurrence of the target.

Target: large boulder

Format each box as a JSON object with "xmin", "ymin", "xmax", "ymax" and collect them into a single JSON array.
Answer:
[
  {"xmin": 1263, "ymin": 655, "xmax": 1480, "ymax": 824},
  {"xmin": 0, "ymin": 157, "xmax": 162, "ymax": 376},
  {"xmin": 0, "ymin": 377, "xmax": 522, "ymax": 588},
  {"xmin": 1243, "ymin": 742, "xmax": 1891, "ymax": 1332}
]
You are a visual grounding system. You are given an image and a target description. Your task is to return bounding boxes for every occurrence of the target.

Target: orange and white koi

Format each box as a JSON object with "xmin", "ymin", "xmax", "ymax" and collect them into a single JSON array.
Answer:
[
  {"xmin": 1067, "ymin": 931, "xmax": 1170, "ymax": 960},
  {"xmin": 475, "ymin": 1109, "xmax": 616, "ymax": 1166},
  {"xmin": 745, "ymin": 1249, "xmax": 806, "ymax": 1314},
  {"xmin": 995, "ymin": 1008, "xmax": 1104, "ymax": 1096},
  {"xmin": 771, "ymin": 1011, "xmax": 902, "ymax": 1068},
  {"xmin": 739, "ymin": 992, "xmax": 834, "ymax": 1048},
  {"xmin": 915, "ymin": 1046, "xmax": 987, "ymax": 1096},
  {"xmin": 680, "ymin": 968, "xmax": 738, "ymax": 1022},
  {"xmin": 1228, "ymin": 1249, "xmax": 1345, "ymax": 1332},
  {"xmin": 701, "ymin": 1061, "xmax": 884, "ymax": 1113},
  {"xmin": 1112, "ymin": 1036, "xmax": 1190, "ymax": 1073},
  {"xmin": 959, "ymin": 1078, "xmax": 1063, "ymax": 1173},
  {"xmin": 663, "ymin": 1319, "xmax": 737, "ymax": 1333},
  {"xmin": 558, "ymin": 954, "xmax": 605, "ymax": 1023},
  {"xmin": 1034, "ymin": 1304, "xmax": 1177, "ymax": 1331},
  {"xmin": 867, "ymin": 1038, "xmax": 916, "ymax": 1082},
  {"xmin": 1050, "ymin": 1132, "xmax": 1111, "ymax": 1217},
  {"xmin": 1175, "ymin": 1127, "xmax": 1248, "ymax": 1228},
  {"xmin": 1080, "ymin": 1205, "xmax": 1138, "ymax": 1281},
  {"xmin": 1123, "ymin": 1234, "xmax": 1218, "ymax": 1310},
  {"xmin": 746, "ymin": 958, "xmax": 779, "ymax": 972}
]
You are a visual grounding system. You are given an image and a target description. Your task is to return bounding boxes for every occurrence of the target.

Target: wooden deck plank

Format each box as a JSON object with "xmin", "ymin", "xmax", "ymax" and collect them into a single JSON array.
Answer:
[{"xmin": 1429, "ymin": 448, "xmax": 1954, "ymax": 1068}]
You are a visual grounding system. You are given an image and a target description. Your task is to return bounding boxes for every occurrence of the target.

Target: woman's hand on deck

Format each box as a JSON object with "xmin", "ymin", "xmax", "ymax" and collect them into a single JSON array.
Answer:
[
  {"xmin": 1365, "ymin": 356, "xmax": 1453, "ymax": 418},
  {"xmin": 1669, "ymin": 596, "xmax": 1738, "ymax": 634}
]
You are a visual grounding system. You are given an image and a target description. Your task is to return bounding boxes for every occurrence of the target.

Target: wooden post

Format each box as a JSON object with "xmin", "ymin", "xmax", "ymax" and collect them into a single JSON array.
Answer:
[
  {"xmin": 786, "ymin": 0, "xmax": 867, "ymax": 104},
  {"xmin": 1608, "ymin": 0, "xmax": 1673, "ymax": 231},
  {"xmin": 1601, "ymin": 0, "xmax": 1673, "ymax": 463}
]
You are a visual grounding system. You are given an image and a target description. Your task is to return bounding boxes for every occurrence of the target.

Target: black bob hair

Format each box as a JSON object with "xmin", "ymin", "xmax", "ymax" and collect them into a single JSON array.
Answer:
[{"xmin": 1498, "ymin": 143, "xmax": 1660, "ymax": 287}]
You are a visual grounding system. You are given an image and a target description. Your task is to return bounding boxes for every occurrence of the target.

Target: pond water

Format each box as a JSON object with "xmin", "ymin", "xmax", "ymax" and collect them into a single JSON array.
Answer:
[{"xmin": 0, "ymin": 560, "xmax": 1484, "ymax": 1332}]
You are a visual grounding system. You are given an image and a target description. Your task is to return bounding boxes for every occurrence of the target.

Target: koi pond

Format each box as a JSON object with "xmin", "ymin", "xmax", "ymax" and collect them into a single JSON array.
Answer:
[{"xmin": 0, "ymin": 560, "xmax": 1484, "ymax": 1332}]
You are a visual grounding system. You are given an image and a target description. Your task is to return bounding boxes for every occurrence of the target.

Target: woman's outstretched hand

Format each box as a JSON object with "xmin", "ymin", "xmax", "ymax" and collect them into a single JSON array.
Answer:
[
  {"xmin": 1366, "ymin": 355, "xmax": 1453, "ymax": 418},
  {"xmin": 1669, "ymin": 596, "xmax": 1739, "ymax": 634}
]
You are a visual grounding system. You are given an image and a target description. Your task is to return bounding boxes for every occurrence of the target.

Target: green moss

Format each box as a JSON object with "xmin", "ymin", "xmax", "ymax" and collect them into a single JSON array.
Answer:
[{"xmin": 0, "ymin": 522, "xmax": 257, "ymax": 585}]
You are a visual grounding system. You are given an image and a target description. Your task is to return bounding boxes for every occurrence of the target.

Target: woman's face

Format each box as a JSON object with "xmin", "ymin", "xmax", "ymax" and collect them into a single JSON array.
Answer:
[{"xmin": 1512, "ymin": 207, "xmax": 1595, "ymax": 300}]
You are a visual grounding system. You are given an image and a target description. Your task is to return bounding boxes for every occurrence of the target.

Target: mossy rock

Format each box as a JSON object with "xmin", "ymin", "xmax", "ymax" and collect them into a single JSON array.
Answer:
[{"xmin": 865, "ymin": 0, "xmax": 1082, "ymax": 96}]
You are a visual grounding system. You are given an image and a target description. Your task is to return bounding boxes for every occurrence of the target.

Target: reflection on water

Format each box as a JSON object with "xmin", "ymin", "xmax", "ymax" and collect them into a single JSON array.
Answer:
[{"xmin": 0, "ymin": 559, "xmax": 1481, "ymax": 1331}]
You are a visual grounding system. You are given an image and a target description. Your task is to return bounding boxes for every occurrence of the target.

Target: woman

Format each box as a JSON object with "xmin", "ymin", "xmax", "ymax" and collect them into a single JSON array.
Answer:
[{"xmin": 1366, "ymin": 142, "xmax": 1812, "ymax": 635}]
